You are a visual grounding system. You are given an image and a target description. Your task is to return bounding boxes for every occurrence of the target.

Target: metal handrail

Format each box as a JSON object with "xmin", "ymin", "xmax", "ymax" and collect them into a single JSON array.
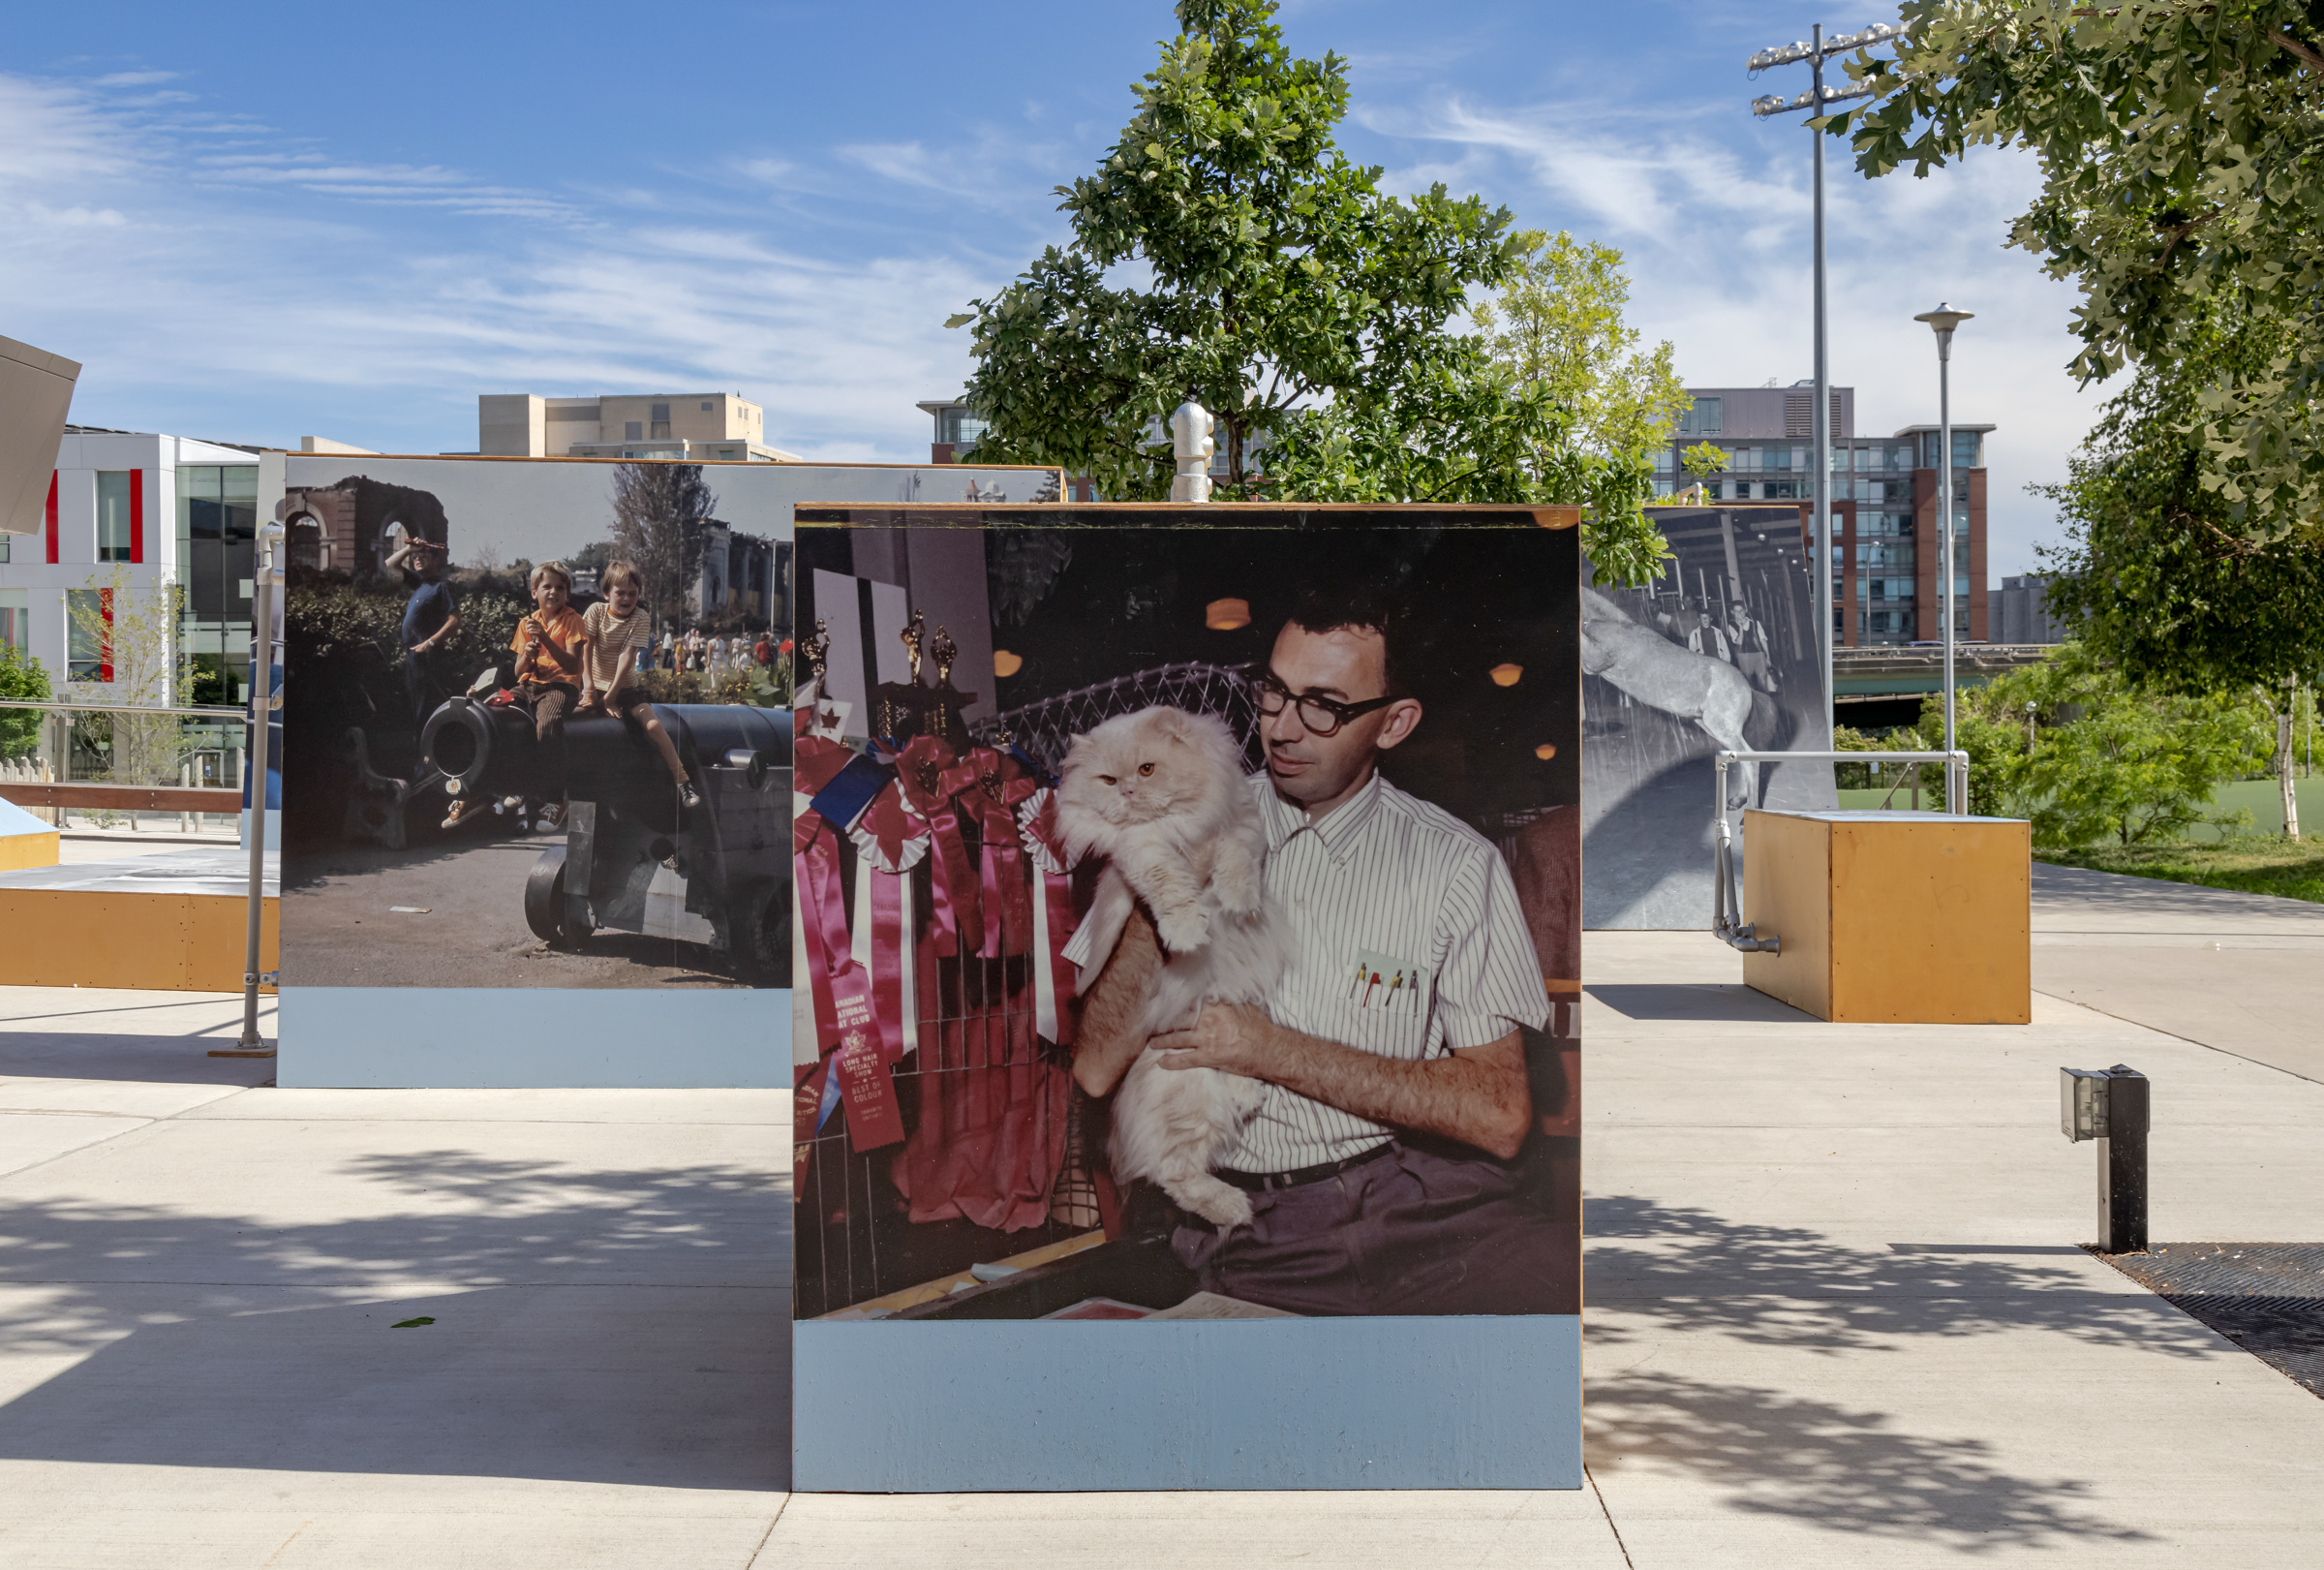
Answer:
[
  {"xmin": 1711, "ymin": 748, "xmax": 1971, "ymax": 955},
  {"xmin": 0, "ymin": 698, "xmax": 249, "ymax": 719}
]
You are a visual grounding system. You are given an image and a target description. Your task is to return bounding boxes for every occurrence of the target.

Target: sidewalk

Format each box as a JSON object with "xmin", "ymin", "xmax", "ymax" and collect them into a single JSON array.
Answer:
[{"xmin": 1, "ymin": 865, "xmax": 2320, "ymax": 1566}]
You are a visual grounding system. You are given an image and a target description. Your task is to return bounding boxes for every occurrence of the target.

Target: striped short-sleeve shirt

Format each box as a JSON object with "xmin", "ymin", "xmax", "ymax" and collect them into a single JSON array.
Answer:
[
  {"xmin": 1068, "ymin": 768, "xmax": 1549, "ymax": 1174},
  {"xmin": 581, "ymin": 601, "xmax": 650, "ymax": 691}
]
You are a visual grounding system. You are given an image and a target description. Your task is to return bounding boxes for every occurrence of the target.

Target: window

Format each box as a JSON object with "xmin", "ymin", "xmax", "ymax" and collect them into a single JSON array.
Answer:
[
  {"xmin": 1678, "ymin": 396, "xmax": 1722, "ymax": 435},
  {"xmin": 1953, "ymin": 430, "xmax": 1980, "ymax": 469},
  {"xmin": 67, "ymin": 588, "xmax": 109, "ymax": 681},
  {"xmin": 650, "ymin": 402, "xmax": 672, "ymax": 439},
  {"xmin": 97, "ymin": 471, "xmax": 135, "ymax": 561},
  {"xmin": 625, "ymin": 421, "xmax": 643, "ymax": 441},
  {"xmin": 177, "ymin": 466, "xmax": 258, "ymax": 627},
  {"xmin": 0, "ymin": 589, "xmax": 25, "ymax": 654},
  {"xmin": 0, "ymin": 533, "xmax": 9, "ymax": 564},
  {"xmin": 700, "ymin": 400, "xmax": 715, "ymax": 412}
]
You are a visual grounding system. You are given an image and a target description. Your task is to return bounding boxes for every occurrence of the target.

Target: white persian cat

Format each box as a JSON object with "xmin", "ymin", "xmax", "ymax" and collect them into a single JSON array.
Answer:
[{"xmin": 1056, "ymin": 705, "xmax": 1291, "ymax": 1229}]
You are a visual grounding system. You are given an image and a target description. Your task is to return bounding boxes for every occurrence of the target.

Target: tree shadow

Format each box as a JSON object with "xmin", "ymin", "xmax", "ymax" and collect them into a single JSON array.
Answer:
[
  {"xmin": 1582, "ymin": 1193, "xmax": 2210, "ymax": 1551},
  {"xmin": 0, "ymin": 1149, "xmax": 790, "ymax": 1491},
  {"xmin": 1585, "ymin": 1193, "xmax": 2220, "ymax": 1356},
  {"xmin": 1588, "ymin": 1369, "xmax": 2152, "ymax": 1552}
]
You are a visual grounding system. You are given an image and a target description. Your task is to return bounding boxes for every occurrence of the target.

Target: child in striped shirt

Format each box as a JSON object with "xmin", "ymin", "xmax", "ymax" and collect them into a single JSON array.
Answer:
[{"xmin": 577, "ymin": 561, "xmax": 700, "ymax": 811}]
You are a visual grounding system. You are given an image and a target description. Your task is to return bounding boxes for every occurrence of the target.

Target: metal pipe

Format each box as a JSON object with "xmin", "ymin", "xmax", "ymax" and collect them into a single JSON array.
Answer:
[
  {"xmin": 1940, "ymin": 341, "xmax": 1956, "ymax": 808},
  {"xmin": 0, "ymin": 699, "xmax": 247, "ymax": 718},
  {"xmin": 238, "ymin": 520, "xmax": 285, "ymax": 1052},
  {"xmin": 1811, "ymin": 21, "xmax": 1834, "ymax": 745}
]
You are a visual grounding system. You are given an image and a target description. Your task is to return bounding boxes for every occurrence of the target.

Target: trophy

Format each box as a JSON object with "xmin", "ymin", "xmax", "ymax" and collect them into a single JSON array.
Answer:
[
  {"xmin": 802, "ymin": 618, "xmax": 829, "ymax": 689},
  {"xmin": 874, "ymin": 607, "xmax": 934, "ymax": 741}
]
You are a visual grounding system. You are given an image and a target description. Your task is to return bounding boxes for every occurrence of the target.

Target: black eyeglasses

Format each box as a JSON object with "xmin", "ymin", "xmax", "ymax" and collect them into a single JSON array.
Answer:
[{"xmin": 1247, "ymin": 672, "xmax": 1397, "ymax": 738}]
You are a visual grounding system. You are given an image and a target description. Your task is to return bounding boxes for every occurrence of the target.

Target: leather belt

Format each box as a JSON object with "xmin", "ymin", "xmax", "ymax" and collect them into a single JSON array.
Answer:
[{"xmin": 1217, "ymin": 1140, "xmax": 1396, "ymax": 1193}]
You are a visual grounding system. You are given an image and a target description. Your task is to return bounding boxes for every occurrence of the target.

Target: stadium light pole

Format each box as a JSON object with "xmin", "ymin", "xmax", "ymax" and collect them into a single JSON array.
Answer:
[{"xmin": 1751, "ymin": 21, "xmax": 1902, "ymax": 744}]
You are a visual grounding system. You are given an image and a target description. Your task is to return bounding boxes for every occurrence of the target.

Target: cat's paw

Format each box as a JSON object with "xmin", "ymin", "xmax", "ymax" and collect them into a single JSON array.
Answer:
[
  {"xmin": 1182, "ymin": 1183, "xmax": 1253, "ymax": 1230},
  {"xmin": 1156, "ymin": 906, "xmax": 1210, "ymax": 953}
]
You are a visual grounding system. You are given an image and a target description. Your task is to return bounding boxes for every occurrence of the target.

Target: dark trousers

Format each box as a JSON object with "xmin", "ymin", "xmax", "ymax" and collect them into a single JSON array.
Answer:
[
  {"xmin": 513, "ymin": 683, "xmax": 579, "ymax": 793},
  {"xmin": 1171, "ymin": 1141, "xmax": 1579, "ymax": 1317},
  {"xmin": 403, "ymin": 648, "xmax": 447, "ymax": 729}
]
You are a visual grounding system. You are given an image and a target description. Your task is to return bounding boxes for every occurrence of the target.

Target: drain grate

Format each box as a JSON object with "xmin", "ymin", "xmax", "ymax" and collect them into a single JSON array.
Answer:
[{"xmin": 2099, "ymin": 1243, "xmax": 2324, "ymax": 1399}]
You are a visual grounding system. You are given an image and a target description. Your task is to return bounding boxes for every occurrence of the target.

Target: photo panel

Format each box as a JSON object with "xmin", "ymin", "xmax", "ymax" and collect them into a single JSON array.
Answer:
[
  {"xmin": 1582, "ymin": 504, "xmax": 1836, "ymax": 929},
  {"xmin": 789, "ymin": 503, "xmax": 1582, "ymax": 1490}
]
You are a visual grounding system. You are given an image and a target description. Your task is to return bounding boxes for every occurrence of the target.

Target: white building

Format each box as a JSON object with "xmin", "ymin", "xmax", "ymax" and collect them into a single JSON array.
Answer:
[{"xmin": 1, "ymin": 426, "xmax": 263, "ymax": 708}]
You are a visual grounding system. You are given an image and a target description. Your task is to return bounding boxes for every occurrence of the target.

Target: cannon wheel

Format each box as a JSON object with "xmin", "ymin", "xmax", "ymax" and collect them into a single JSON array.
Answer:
[
  {"xmin": 524, "ymin": 847, "xmax": 592, "ymax": 945},
  {"xmin": 732, "ymin": 885, "xmax": 791, "ymax": 987}
]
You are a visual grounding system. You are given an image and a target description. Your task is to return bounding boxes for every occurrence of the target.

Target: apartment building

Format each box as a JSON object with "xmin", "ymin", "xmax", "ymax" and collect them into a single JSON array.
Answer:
[
  {"xmin": 1657, "ymin": 384, "xmax": 1992, "ymax": 646},
  {"xmin": 478, "ymin": 392, "xmax": 801, "ymax": 462}
]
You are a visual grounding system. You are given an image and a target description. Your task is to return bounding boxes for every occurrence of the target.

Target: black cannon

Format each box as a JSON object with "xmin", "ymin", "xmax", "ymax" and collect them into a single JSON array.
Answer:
[{"xmin": 421, "ymin": 696, "xmax": 793, "ymax": 982}]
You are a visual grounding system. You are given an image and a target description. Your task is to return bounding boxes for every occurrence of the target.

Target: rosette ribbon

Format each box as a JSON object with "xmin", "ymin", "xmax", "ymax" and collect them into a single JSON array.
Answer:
[
  {"xmin": 940, "ymin": 746, "xmax": 1037, "ymax": 959},
  {"xmin": 1015, "ymin": 785, "xmax": 1086, "ymax": 1044},
  {"xmin": 895, "ymin": 733, "xmax": 980, "ymax": 958},
  {"xmin": 791, "ymin": 803, "xmax": 903, "ymax": 1152},
  {"xmin": 846, "ymin": 781, "xmax": 931, "ymax": 1062}
]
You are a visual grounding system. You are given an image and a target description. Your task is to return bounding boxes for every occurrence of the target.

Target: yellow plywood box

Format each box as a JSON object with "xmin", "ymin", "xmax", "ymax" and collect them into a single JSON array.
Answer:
[
  {"xmin": 1741, "ymin": 809, "xmax": 2031, "ymax": 1024},
  {"xmin": 0, "ymin": 891, "xmax": 278, "ymax": 992}
]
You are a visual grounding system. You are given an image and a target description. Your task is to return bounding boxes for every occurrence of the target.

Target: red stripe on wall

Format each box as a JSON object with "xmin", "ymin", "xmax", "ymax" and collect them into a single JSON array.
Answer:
[
  {"xmin": 129, "ymin": 469, "xmax": 144, "ymax": 564},
  {"xmin": 45, "ymin": 473, "xmax": 58, "ymax": 564},
  {"xmin": 99, "ymin": 587, "xmax": 114, "ymax": 684}
]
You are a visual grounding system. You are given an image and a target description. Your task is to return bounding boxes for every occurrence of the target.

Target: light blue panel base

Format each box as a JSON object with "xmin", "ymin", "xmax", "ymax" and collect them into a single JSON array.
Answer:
[
  {"xmin": 238, "ymin": 808, "xmax": 281, "ymax": 851},
  {"xmin": 794, "ymin": 1315, "xmax": 1581, "ymax": 1492},
  {"xmin": 279, "ymin": 987, "xmax": 788, "ymax": 1087}
]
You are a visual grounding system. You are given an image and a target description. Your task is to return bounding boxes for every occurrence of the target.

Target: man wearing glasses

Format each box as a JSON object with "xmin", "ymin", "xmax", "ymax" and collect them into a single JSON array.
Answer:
[{"xmin": 1068, "ymin": 585, "xmax": 1571, "ymax": 1316}]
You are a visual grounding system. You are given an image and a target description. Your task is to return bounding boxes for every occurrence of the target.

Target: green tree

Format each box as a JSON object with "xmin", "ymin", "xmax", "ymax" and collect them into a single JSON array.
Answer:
[
  {"xmin": 63, "ymin": 570, "xmax": 193, "ymax": 788},
  {"xmin": 2034, "ymin": 310, "xmax": 2324, "ymax": 689},
  {"xmin": 0, "ymin": 642, "xmax": 49, "ymax": 760},
  {"xmin": 1832, "ymin": 1, "xmax": 2324, "ymax": 552},
  {"xmin": 951, "ymin": 0, "xmax": 1668, "ymax": 582},
  {"xmin": 1914, "ymin": 643, "xmax": 2275, "ymax": 847},
  {"xmin": 1474, "ymin": 230, "xmax": 1692, "ymax": 488},
  {"xmin": 611, "ymin": 463, "xmax": 714, "ymax": 640}
]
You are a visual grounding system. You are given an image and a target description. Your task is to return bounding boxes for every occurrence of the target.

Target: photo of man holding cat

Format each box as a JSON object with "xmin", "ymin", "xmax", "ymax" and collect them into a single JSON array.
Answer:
[{"xmin": 1064, "ymin": 583, "xmax": 1575, "ymax": 1318}]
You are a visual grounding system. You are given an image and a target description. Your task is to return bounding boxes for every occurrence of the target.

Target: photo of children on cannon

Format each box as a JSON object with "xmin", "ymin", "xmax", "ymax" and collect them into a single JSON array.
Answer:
[
  {"xmin": 791, "ymin": 506, "xmax": 1580, "ymax": 1322},
  {"xmin": 1581, "ymin": 504, "xmax": 1836, "ymax": 929},
  {"xmin": 278, "ymin": 455, "xmax": 793, "ymax": 989}
]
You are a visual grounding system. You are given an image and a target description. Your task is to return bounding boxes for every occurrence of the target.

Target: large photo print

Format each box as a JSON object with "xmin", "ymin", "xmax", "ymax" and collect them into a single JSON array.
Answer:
[
  {"xmin": 280, "ymin": 456, "xmax": 793, "ymax": 990},
  {"xmin": 791, "ymin": 507, "xmax": 1580, "ymax": 1322}
]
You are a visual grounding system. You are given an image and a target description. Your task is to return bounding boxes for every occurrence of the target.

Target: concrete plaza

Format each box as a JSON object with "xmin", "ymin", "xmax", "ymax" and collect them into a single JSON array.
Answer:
[{"xmin": 1, "ymin": 864, "xmax": 2320, "ymax": 1565}]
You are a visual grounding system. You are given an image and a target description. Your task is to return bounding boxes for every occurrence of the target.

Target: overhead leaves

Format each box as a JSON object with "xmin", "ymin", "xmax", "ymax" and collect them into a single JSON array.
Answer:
[{"xmin": 950, "ymin": 0, "xmax": 1668, "ymax": 582}]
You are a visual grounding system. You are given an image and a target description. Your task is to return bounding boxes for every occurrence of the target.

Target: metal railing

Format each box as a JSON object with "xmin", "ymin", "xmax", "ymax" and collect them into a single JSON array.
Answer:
[
  {"xmin": 1712, "ymin": 748, "xmax": 1970, "ymax": 955},
  {"xmin": 0, "ymin": 697, "xmax": 252, "ymax": 828}
]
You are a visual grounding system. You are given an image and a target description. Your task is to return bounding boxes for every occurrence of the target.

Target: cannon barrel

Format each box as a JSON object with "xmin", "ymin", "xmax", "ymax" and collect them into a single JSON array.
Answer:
[{"xmin": 423, "ymin": 697, "xmax": 790, "ymax": 806}]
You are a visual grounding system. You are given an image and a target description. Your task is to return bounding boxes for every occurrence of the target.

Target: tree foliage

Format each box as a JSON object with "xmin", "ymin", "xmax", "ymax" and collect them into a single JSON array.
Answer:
[
  {"xmin": 1830, "ymin": 1, "xmax": 2324, "ymax": 550},
  {"xmin": 611, "ymin": 463, "xmax": 714, "ymax": 638},
  {"xmin": 951, "ymin": 0, "xmax": 1668, "ymax": 582},
  {"xmin": 1475, "ymin": 231, "xmax": 1692, "ymax": 477},
  {"xmin": 1874, "ymin": 643, "xmax": 2277, "ymax": 846},
  {"xmin": 0, "ymin": 641, "xmax": 49, "ymax": 760},
  {"xmin": 2035, "ymin": 310, "xmax": 2324, "ymax": 690}
]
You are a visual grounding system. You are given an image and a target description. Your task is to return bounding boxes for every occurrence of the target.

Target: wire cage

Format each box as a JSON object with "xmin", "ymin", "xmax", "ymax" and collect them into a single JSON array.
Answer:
[{"xmin": 978, "ymin": 660, "xmax": 1263, "ymax": 777}]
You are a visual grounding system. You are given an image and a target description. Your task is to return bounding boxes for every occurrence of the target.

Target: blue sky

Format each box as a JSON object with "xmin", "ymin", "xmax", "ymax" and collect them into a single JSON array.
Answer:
[{"xmin": 3, "ymin": 1, "xmax": 2101, "ymax": 574}]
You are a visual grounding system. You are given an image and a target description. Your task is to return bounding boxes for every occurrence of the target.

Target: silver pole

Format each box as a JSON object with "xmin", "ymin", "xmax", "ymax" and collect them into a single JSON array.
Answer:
[
  {"xmin": 1939, "ymin": 333, "xmax": 1956, "ymax": 806},
  {"xmin": 238, "ymin": 521, "xmax": 284, "ymax": 1050},
  {"xmin": 1812, "ymin": 22, "xmax": 1834, "ymax": 742}
]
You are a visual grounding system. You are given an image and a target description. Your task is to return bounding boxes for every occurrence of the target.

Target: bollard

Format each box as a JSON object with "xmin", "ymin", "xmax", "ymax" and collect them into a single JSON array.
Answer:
[{"xmin": 2060, "ymin": 1064, "xmax": 2148, "ymax": 1252}]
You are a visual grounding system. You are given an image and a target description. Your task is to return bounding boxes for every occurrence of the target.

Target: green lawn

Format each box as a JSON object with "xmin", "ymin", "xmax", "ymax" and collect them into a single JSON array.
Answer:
[
  {"xmin": 1830, "ymin": 774, "xmax": 2324, "ymax": 905},
  {"xmin": 2033, "ymin": 838, "xmax": 2324, "ymax": 905}
]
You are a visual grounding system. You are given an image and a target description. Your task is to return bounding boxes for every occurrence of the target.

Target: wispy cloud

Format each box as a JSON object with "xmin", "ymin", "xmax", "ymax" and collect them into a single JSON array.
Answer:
[{"xmin": 1361, "ymin": 93, "xmax": 2111, "ymax": 575}]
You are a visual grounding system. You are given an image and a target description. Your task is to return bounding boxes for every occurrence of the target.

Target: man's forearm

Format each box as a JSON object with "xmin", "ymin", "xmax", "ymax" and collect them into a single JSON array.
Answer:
[
  {"xmin": 1070, "ymin": 906, "xmax": 1162, "ymax": 1097},
  {"xmin": 1198, "ymin": 1019, "xmax": 1533, "ymax": 1161}
]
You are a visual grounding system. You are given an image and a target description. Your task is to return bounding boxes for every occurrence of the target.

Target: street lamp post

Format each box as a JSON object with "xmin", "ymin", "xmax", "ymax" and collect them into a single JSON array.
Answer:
[
  {"xmin": 1751, "ymin": 21, "xmax": 1901, "ymax": 746},
  {"xmin": 1914, "ymin": 303, "xmax": 1973, "ymax": 811}
]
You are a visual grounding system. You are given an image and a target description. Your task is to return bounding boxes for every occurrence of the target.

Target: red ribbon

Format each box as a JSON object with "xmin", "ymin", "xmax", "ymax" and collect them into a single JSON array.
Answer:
[
  {"xmin": 870, "ymin": 860, "xmax": 906, "ymax": 1063},
  {"xmin": 897, "ymin": 733, "xmax": 978, "ymax": 957},
  {"xmin": 792, "ymin": 809, "xmax": 871, "ymax": 1059},
  {"xmin": 793, "ymin": 733, "xmax": 856, "ymax": 798},
  {"xmin": 939, "ymin": 747, "xmax": 1037, "ymax": 957},
  {"xmin": 1040, "ymin": 868, "xmax": 1084, "ymax": 1045}
]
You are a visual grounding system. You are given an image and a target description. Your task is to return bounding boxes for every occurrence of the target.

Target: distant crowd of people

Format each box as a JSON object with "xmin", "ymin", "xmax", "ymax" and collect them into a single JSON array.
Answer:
[{"xmin": 637, "ymin": 626, "xmax": 786, "ymax": 678}]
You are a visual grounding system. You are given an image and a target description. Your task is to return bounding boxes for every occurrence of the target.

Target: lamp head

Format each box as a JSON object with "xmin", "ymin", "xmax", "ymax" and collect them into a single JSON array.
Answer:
[{"xmin": 1913, "ymin": 302, "xmax": 1974, "ymax": 360}]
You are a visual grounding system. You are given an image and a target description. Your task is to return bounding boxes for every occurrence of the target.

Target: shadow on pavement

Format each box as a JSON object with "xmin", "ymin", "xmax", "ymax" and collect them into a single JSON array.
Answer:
[
  {"xmin": 0, "ymin": 1032, "xmax": 276, "ymax": 1087},
  {"xmin": 1582, "ymin": 1193, "xmax": 2207, "ymax": 1550},
  {"xmin": 1586, "ymin": 983, "xmax": 1817, "ymax": 1025},
  {"xmin": 0, "ymin": 1149, "xmax": 789, "ymax": 1492}
]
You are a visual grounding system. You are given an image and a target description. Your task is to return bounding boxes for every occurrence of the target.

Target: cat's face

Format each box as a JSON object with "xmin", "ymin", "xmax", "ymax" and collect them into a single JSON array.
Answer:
[{"xmin": 1059, "ymin": 707, "xmax": 1219, "ymax": 827}]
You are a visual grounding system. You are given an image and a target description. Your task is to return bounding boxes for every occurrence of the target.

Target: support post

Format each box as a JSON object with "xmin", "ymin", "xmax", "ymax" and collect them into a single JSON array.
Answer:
[
  {"xmin": 1811, "ymin": 22, "xmax": 1833, "ymax": 743},
  {"xmin": 2096, "ymin": 1066, "xmax": 2149, "ymax": 1253}
]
